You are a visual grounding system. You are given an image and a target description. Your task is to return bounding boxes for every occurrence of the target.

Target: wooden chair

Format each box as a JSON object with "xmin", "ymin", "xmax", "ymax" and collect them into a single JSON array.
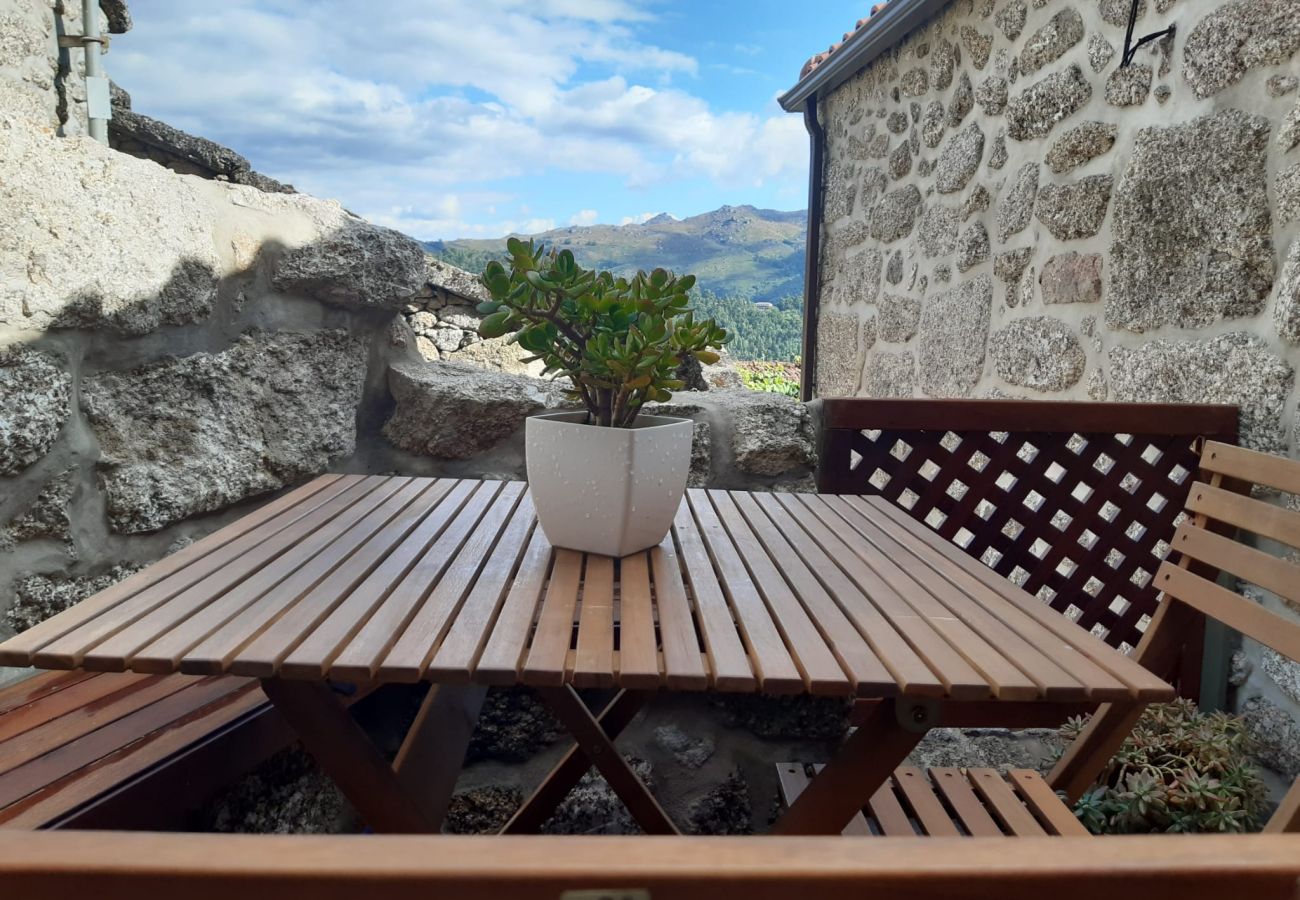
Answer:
[{"xmin": 779, "ymin": 440, "xmax": 1300, "ymax": 836}]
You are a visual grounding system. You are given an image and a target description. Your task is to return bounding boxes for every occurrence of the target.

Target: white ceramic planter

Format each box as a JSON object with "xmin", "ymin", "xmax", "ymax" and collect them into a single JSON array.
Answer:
[{"xmin": 525, "ymin": 411, "xmax": 694, "ymax": 557}]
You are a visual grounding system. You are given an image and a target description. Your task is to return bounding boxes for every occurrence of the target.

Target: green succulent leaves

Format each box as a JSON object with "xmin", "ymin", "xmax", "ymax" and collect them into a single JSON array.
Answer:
[{"xmin": 478, "ymin": 240, "xmax": 727, "ymax": 428}]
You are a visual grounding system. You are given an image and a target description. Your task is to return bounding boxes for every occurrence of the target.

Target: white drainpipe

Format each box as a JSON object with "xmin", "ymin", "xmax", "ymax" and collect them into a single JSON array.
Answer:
[{"xmin": 81, "ymin": 0, "xmax": 110, "ymax": 143}]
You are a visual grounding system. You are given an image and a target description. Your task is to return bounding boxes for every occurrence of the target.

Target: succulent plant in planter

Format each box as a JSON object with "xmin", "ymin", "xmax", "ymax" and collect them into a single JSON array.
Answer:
[{"xmin": 478, "ymin": 239, "xmax": 728, "ymax": 557}]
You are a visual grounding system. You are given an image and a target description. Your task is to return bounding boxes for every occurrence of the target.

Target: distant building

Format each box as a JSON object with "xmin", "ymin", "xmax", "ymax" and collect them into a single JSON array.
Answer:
[{"xmin": 753, "ymin": 301, "xmax": 776, "ymax": 311}]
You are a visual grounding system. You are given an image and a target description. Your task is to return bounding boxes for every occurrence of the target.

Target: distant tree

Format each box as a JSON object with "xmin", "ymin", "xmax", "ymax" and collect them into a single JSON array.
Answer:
[{"xmin": 689, "ymin": 288, "xmax": 803, "ymax": 361}]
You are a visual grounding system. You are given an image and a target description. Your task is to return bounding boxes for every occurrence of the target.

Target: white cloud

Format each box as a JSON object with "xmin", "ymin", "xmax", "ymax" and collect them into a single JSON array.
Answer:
[
  {"xmin": 112, "ymin": 0, "xmax": 807, "ymax": 239},
  {"xmin": 568, "ymin": 209, "xmax": 600, "ymax": 226}
]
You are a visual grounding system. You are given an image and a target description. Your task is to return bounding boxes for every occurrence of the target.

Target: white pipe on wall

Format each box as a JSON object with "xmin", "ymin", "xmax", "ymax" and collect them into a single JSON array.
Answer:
[{"xmin": 81, "ymin": 0, "xmax": 109, "ymax": 143}]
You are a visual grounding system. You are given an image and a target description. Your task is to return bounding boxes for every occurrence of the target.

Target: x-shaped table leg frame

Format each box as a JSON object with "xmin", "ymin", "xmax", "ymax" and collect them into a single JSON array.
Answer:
[
  {"xmin": 502, "ymin": 686, "xmax": 679, "ymax": 835},
  {"xmin": 260, "ymin": 678, "xmax": 487, "ymax": 834}
]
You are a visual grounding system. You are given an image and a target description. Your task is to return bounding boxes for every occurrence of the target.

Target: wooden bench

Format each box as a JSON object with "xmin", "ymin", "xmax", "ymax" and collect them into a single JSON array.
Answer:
[
  {"xmin": 0, "ymin": 670, "xmax": 304, "ymax": 829},
  {"xmin": 779, "ymin": 439, "xmax": 1300, "ymax": 838}
]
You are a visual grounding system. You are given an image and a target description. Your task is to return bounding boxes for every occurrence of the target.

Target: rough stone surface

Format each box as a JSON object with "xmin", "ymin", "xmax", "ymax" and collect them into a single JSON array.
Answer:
[
  {"xmin": 909, "ymin": 728, "xmax": 1060, "ymax": 772},
  {"xmin": 1240, "ymin": 696, "xmax": 1300, "ymax": 779},
  {"xmin": 1045, "ymin": 122, "xmax": 1118, "ymax": 174},
  {"xmin": 900, "ymin": 67, "xmax": 930, "ymax": 98},
  {"xmin": 935, "ymin": 123, "xmax": 985, "ymax": 194},
  {"xmin": 1274, "ymin": 238, "xmax": 1300, "ymax": 345},
  {"xmin": 383, "ymin": 360, "xmax": 567, "ymax": 460},
  {"xmin": 974, "ymin": 75, "xmax": 1008, "ymax": 116},
  {"xmin": 205, "ymin": 749, "xmax": 353, "ymax": 834},
  {"xmin": 919, "ymin": 205, "xmax": 959, "ymax": 257},
  {"xmin": 1018, "ymin": 8, "xmax": 1085, "ymax": 74},
  {"xmin": 654, "ymin": 725, "xmax": 716, "ymax": 770},
  {"xmin": 870, "ymin": 185, "xmax": 923, "ymax": 242},
  {"xmin": 991, "ymin": 317, "xmax": 1086, "ymax": 391},
  {"xmin": 686, "ymin": 770, "xmax": 752, "ymax": 835},
  {"xmin": 1109, "ymin": 110, "xmax": 1274, "ymax": 332},
  {"xmin": 888, "ymin": 140, "xmax": 912, "ymax": 179},
  {"xmin": 1040, "ymin": 253, "xmax": 1103, "ymax": 304},
  {"xmin": 994, "ymin": 248, "xmax": 1033, "ymax": 285},
  {"xmin": 997, "ymin": 162, "xmax": 1039, "ymax": 241},
  {"xmin": 918, "ymin": 275, "xmax": 994, "ymax": 397},
  {"xmin": 862, "ymin": 350, "xmax": 916, "ymax": 397},
  {"xmin": 7, "ymin": 565, "xmax": 142, "ymax": 633},
  {"xmin": 962, "ymin": 185, "xmax": 992, "ymax": 220},
  {"xmin": 0, "ymin": 116, "xmax": 221, "ymax": 334},
  {"xmin": 542, "ymin": 757, "xmax": 656, "ymax": 835},
  {"xmin": 879, "ymin": 294, "xmax": 922, "ymax": 342},
  {"xmin": 271, "ymin": 217, "xmax": 426, "ymax": 312},
  {"xmin": 988, "ymin": 130, "xmax": 1008, "ymax": 169},
  {"xmin": 887, "ymin": 110, "xmax": 909, "ymax": 133},
  {"xmin": 1268, "ymin": 74, "xmax": 1300, "ymax": 96},
  {"xmin": 1108, "ymin": 333, "xmax": 1294, "ymax": 452},
  {"xmin": 960, "ymin": 25, "xmax": 993, "ymax": 70},
  {"xmin": 1006, "ymin": 65, "xmax": 1091, "ymax": 141},
  {"xmin": 1183, "ymin": 0, "xmax": 1300, "ymax": 99},
  {"xmin": 711, "ymin": 694, "xmax": 850, "ymax": 742},
  {"xmin": 1105, "ymin": 64, "xmax": 1153, "ymax": 106},
  {"xmin": 1278, "ymin": 162, "xmax": 1300, "ymax": 225},
  {"xmin": 995, "ymin": 0, "xmax": 1028, "ymax": 40},
  {"xmin": 444, "ymin": 787, "xmax": 522, "ymax": 834},
  {"xmin": 957, "ymin": 222, "xmax": 991, "ymax": 271},
  {"xmin": 922, "ymin": 99, "xmax": 947, "ymax": 148},
  {"xmin": 728, "ymin": 390, "xmax": 817, "ymax": 476},
  {"xmin": 82, "ymin": 331, "xmax": 366, "ymax": 534},
  {"xmin": 1035, "ymin": 175, "xmax": 1113, "ymax": 240},
  {"xmin": 886, "ymin": 251, "xmax": 904, "ymax": 284},
  {"xmin": 947, "ymin": 72, "xmax": 975, "ymax": 126},
  {"xmin": 930, "ymin": 39, "xmax": 960, "ymax": 91},
  {"xmin": 1, "ymin": 467, "xmax": 75, "ymax": 554},
  {"xmin": 816, "ymin": 312, "xmax": 867, "ymax": 397},
  {"xmin": 1262, "ymin": 648, "xmax": 1300, "ymax": 706},
  {"xmin": 466, "ymin": 688, "xmax": 563, "ymax": 764},
  {"xmin": 1088, "ymin": 34, "xmax": 1116, "ymax": 72},
  {"xmin": 0, "ymin": 345, "xmax": 70, "ymax": 476}
]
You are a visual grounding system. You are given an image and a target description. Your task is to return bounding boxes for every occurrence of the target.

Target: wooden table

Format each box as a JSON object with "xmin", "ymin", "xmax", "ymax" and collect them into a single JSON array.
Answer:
[{"xmin": 0, "ymin": 475, "xmax": 1174, "ymax": 835}]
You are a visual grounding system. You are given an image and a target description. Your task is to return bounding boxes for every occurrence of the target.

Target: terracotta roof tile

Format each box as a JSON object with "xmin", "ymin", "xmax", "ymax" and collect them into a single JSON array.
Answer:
[{"xmin": 799, "ymin": 4, "xmax": 890, "ymax": 79}]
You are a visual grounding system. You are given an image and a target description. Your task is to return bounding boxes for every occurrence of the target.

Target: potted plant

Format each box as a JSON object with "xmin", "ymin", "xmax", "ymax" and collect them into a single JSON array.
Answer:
[{"xmin": 478, "ymin": 239, "xmax": 727, "ymax": 557}]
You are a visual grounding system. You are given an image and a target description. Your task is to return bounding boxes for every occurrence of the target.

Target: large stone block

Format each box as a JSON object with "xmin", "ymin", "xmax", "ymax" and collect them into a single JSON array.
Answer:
[
  {"xmin": 83, "ymin": 331, "xmax": 367, "ymax": 533},
  {"xmin": 1035, "ymin": 175, "xmax": 1113, "ymax": 241},
  {"xmin": 383, "ymin": 360, "xmax": 567, "ymax": 460},
  {"xmin": 0, "ymin": 112, "xmax": 220, "ymax": 334},
  {"xmin": 918, "ymin": 205, "xmax": 959, "ymax": 257},
  {"xmin": 1108, "ymin": 332, "xmax": 1293, "ymax": 452},
  {"xmin": 935, "ymin": 123, "xmax": 985, "ymax": 194},
  {"xmin": 270, "ymin": 214, "xmax": 427, "ymax": 312},
  {"xmin": 1045, "ymin": 122, "xmax": 1118, "ymax": 174},
  {"xmin": 1240, "ymin": 695, "xmax": 1300, "ymax": 779},
  {"xmin": 917, "ymin": 275, "xmax": 993, "ymax": 397},
  {"xmin": 1018, "ymin": 8, "xmax": 1085, "ymax": 75},
  {"xmin": 726, "ymin": 391, "xmax": 816, "ymax": 477},
  {"xmin": 1006, "ymin": 65, "xmax": 1091, "ymax": 141},
  {"xmin": 815, "ymin": 312, "xmax": 868, "ymax": 397},
  {"xmin": 990, "ymin": 317, "xmax": 1086, "ymax": 392},
  {"xmin": 1275, "ymin": 238, "xmax": 1300, "ymax": 345},
  {"xmin": 1040, "ymin": 253, "xmax": 1103, "ymax": 305},
  {"xmin": 869, "ymin": 185, "xmax": 923, "ymax": 243},
  {"xmin": 861, "ymin": 350, "xmax": 915, "ymax": 398},
  {"xmin": 997, "ymin": 162, "xmax": 1039, "ymax": 242},
  {"xmin": 1108, "ymin": 110, "xmax": 1274, "ymax": 332},
  {"xmin": 1183, "ymin": 0, "xmax": 1300, "ymax": 98},
  {"xmin": 0, "ymin": 345, "xmax": 70, "ymax": 475}
]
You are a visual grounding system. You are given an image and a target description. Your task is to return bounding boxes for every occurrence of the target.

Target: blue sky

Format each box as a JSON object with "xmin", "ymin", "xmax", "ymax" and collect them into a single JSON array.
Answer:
[{"xmin": 110, "ymin": 1, "xmax": 862, "ymax": 240}]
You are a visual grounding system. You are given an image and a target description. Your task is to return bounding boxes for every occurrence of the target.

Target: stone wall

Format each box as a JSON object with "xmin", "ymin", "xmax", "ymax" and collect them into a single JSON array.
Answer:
[{"xmin": 811, "ymin": 0, "xmax": 1300, "ymax": 786}]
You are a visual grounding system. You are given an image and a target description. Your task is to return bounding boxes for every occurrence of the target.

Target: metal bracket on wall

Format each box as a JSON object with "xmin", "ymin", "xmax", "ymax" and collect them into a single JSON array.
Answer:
[
  {"xmin": 1120, "ymin": 0, "xmax": 1174, "ymax": 68},
  {"xmin": 57, "ymin": 34, "xmax": 109, "ymax": 49}
]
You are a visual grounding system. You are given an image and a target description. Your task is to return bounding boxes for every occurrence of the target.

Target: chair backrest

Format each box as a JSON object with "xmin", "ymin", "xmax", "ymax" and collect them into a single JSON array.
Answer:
[{"xmin": 1157, "ymin": 440, "xmax": 1300, "ymax": 833}]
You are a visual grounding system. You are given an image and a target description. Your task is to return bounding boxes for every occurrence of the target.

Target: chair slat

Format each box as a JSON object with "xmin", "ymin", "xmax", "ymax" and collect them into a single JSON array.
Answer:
[
  {"xmin": 1008, "ymin": 770, "xmax": 1089, "ymax": 836},
  {"xmin": 1200, "ymin": 441, "xmax": 1300, "ymax": 496},
  {"xmin": 0, "ymin": 673, "xmax": 153, "ymax": 744},
  {"xmin": 1264, "ymin": 779, "xmax": 1300, "ymax": 834},
  {"xmin": 1185, "ymin": 482, "xmax": 1300, "ymax": 549},
  {"xmin": 865, "ymin": 781, "xmax": 916, "ymax": 836},
  {"xmin": 1170, "ymin": 522, "xmax": 1300, "ymax": 607},
  {"xmin": 966, "ymin": 768, "xmax": 1046, "ymax": 836},
  {"xmin": 892, "ymin": 767, "xmax": 959, "ymax": 836},
  {"xmin": 1157, "ymin": 563, "xmax": 1300, "ymax": 662},
  {"xmin": 928, "ymin": 768, "xmax": 1002, "ymax": 836}
]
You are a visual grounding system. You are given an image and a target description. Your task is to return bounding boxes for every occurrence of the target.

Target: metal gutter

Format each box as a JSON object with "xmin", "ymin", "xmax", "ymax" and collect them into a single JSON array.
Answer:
[
  {"xmin": 778, "ymin": 0, "xmax": 951, "ymax": 112},
  {"xmin": 798, "ymin": 98, "xmax": 824, "ymax": 403}
]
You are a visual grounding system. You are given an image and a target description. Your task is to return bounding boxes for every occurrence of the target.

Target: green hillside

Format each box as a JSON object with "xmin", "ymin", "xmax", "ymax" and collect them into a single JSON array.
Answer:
[{"xmin": 426, "ymin": 205, "xmax": 807, "ymax": 303}]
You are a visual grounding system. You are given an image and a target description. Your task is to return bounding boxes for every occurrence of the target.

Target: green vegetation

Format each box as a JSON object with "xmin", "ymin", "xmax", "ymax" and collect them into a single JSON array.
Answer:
[
  {"xmin": 1064, "ymin": 699, "xmax": 1269, "ymax": 833},
  {"xmin": 737, "ymin": 361, "xmax": 800, "ymax": 398},
  {"xmin": 478, "ymin": 239, "xmax": 727, "ymax": 428},
  {"xmin": 689, "ymin": 289, "xmax": 803, "ymax": 362}
]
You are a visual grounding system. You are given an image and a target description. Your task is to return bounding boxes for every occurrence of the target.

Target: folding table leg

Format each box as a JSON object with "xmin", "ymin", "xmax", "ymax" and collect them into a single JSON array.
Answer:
[
  {"xmin": 393, "ymin": 683, "xmax": 488, "ymax": 830},
  {"xmin": 770, "ymin": 699, "xmax": 924, "ymax": 835},
  {"xmin": 509, "ymin": 686, "xmax": 678, "ymax": 835},
  {"xmin": 260, "ymin": 678, "xmax": 435, "ymax": 833},
  {"xmin": 502, "ymin": 688, "xmax": 647, "ymax": 833}
]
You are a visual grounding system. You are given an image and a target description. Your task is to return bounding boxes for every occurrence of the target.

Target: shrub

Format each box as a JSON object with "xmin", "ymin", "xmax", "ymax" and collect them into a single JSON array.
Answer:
[
  {"xmin": 737, "ymin": 361, "xmax": 800, "ymax": 398},
  {"xmin": 479, "ymin": 239, "xmax": 727, "ymax": 427},
  {"xmin": 1063, "ymin": 699, "xmax": 1269, "ymax": 833}
]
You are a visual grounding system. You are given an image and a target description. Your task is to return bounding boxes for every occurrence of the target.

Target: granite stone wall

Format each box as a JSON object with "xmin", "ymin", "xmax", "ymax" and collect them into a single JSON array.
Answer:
[{"xmin": 812, "ymin": 0, "xmax": 1300, "ymax": 785}]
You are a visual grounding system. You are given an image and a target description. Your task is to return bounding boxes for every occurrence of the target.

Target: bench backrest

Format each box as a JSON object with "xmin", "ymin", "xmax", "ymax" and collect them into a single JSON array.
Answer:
[
  {"xmin": 814, "ymin": 399, "xmax": 1239, "ymax": 657},
  {"xmin": 1158, "ymin": 441, "xmax": 1300, "ymax": 833}
]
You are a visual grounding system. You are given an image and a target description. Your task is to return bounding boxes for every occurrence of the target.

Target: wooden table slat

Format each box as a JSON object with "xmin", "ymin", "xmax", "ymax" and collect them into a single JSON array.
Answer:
[
  {"xmin": 685, "ymin": 490, "xmax": 804, "ymax": 694},
  {"xmin": 610, "ymin": 552, "xmax": 662, "ymax": 688},
  {"xmin": 31, "ymin": 477, "xmax": 384, "ymax": 670},
  {"xmin": 471, "ymin": 528, "xmax": 555, "ymax": 684},
  {"xmin": 0, "ymin": 475, "xmax": 351, "ymax": 667},
  {"xmin": 324, "ymin": 481, "xmax": 506, "ymax": 683},
  {"xmin": 571, "ymin": 554, "xmax": 616, "ymax": 689},
  {"xmin": 649, "ymin": 537, "xmax": 709, "ymax": 691},
  {"xmin": 95, "ymin": 478, "xmax": 421, "ymax": 674},
  {"xmin": 521, "ymin": 549, "xmax": 585, "ymax": 686}
]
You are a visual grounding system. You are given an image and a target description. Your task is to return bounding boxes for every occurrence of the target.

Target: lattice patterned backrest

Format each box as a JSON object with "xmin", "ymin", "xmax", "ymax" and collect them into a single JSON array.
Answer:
[{"xmin": 815, "ymin": 400, "xmax": 1238, "ymax": 653}]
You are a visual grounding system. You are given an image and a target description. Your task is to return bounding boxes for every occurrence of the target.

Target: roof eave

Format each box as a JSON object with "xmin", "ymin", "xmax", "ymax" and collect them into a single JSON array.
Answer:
[{"xmin": 778, "ymin": 0, "xmax": 952, "ymax": 112}]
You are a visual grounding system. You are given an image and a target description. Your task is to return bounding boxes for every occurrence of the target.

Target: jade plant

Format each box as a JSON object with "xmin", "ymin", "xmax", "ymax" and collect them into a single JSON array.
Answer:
[
  {"xmin": 477, "ymin": 239, "xmax": 727, "ymax": 427},
  {"xmin": 1062, "ymin": 698, "xmax": 1268, "ymax": 833}
]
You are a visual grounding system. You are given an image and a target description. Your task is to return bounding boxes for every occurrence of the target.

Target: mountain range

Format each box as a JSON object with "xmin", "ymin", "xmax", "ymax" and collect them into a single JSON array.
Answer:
[{"xmin": 425, "ymin": 205, "xmax": 807, "ymax": 302}]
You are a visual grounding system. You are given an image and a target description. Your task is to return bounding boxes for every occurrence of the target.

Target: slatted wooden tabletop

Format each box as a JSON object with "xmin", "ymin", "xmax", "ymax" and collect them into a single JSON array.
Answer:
[{"xmin": 0, "ymin": 475, "xmax": 1173, "ymax": 702}]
